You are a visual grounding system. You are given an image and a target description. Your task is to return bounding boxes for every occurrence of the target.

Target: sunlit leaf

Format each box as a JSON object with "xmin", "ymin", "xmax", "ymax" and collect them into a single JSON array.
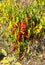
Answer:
[
  {"xmin": 1, "ymin": 49, "xmax": 7, "ymax": 56},
  {"xmin": 15, "ymin": 62, "xmax": 22, "ymax": 65}
]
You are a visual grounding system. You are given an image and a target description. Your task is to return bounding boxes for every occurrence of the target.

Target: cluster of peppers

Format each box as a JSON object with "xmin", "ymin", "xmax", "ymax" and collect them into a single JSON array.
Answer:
[
  {"xmin": 9, "ymin": 15, "xmax": 33, "ymax": 53},
  {"xmin": 9, "ymin": 14, "xmax": 42, "ymax": 54}
]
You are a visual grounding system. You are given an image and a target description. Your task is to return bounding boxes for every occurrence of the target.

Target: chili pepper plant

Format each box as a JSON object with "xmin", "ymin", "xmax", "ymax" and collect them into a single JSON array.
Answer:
[{"xmin": 0, "ymin": 0, "xmax": 45, "ymax": 60}]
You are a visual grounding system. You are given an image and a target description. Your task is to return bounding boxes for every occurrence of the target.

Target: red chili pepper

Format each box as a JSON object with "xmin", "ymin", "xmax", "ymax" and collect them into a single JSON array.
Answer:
[
  {"xmin": 10, "ymin": 15, "xmax": 13, "ymax": 20},
  {"xmin": 17, "ymin": 32, "xmax": 22, "ymax": 42},
  {"xmin": 11, "ymin": 24, "xmax": 17, "ymax": 35},
  {"xmin": 27, "ymin": 15, "xmax": 30, "ymax": 20},
  {"xmin": 21, "ymin": 22, "xmax": 26, "ymax": 32},
  {"xmin": 30, "ymin": 23, "xmax": 32, "ymax": 28}
]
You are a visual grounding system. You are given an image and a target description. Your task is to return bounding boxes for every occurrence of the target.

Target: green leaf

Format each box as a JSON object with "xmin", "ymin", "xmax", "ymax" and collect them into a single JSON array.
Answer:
[
  {"xmin": 15, "ymin": 62, "xmax": 22, "ymax": 65},
  {"xmin": 8, "ymin": 57, "xmax": 17, "ymax": 62},
  {"xmin": 28, "ymin": 28, "xmax": 30, "ymax": 36},
  {"xmin": 1, "ymin": 49, "xmax": 7, "ymax": 56}
]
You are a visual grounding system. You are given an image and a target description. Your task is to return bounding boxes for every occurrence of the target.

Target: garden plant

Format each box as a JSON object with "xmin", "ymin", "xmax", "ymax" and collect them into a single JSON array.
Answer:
[{"xmin": 0, "ymin": 0, "xmax": 45, "ymax": 65}]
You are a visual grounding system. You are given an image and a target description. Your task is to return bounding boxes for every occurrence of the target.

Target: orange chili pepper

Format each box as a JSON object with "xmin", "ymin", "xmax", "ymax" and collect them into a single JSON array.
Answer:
[{"xmin": 21, "ymin": 22, "xmax": 26, "ymax": 32}]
